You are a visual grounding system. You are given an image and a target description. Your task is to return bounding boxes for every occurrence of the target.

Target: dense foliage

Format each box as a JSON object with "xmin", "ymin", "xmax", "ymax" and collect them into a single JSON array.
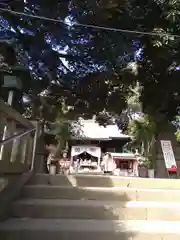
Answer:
[{"xmin": 1, "ymin": 0, "xmax": 180, "ymax": 125}]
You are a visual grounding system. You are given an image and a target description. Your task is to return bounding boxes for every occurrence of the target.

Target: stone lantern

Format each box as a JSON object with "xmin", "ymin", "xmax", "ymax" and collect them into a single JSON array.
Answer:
[{"xmin": 2, "ymin": 74, "xmax": 22, "ymax": 105}]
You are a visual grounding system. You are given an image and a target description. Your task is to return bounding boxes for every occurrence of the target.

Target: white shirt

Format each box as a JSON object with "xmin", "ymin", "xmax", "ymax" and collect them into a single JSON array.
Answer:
[
  {"xmin": 47, "ymin": 153, "xmax": 55, "ymax": 165},
  {"xmin": 102, "ymin": 155, "xmax": 116, "ymax": 172}
]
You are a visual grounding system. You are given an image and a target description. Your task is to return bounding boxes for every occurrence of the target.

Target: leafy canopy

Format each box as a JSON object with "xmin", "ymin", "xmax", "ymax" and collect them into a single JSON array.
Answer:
[{"xmin": 1, "ymin": 0, "xmax": 180, "ymax": 123}]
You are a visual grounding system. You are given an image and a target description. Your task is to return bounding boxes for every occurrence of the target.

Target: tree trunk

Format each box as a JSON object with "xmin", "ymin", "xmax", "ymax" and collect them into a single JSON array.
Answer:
[{"xmin": 155, "ymin": 122, "xmax": 178, "ymax": 178}]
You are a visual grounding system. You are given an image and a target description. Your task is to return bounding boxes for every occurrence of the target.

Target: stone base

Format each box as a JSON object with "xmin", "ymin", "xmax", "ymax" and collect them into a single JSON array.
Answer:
[{"xmin": 155, "ymin": 159, "xmax": 180, "ymax": 178}]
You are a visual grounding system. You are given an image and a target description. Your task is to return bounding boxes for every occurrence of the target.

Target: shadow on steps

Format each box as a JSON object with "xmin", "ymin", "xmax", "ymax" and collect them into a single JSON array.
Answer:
[{"xmin": 0, "ymin": 174, "xmax": 137, "ymax": 240}]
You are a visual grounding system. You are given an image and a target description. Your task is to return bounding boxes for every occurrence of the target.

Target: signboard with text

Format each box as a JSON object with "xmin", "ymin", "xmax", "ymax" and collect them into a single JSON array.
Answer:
[{"xmin": 160, "ymin": 140, "xmax": 177, "ymax": 172}]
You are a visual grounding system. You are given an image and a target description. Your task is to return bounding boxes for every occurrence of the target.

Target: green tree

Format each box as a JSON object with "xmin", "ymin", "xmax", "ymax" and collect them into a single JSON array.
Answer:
[
  {"xmin": 1, "ymin": 0, "xmax": 180, "ymax": 125},
  {"xmin": 174, "ymin": 116, "xmax": 180, "ymax": 141},
  {"xmin": 126, "ymin": 83, "xmax": 142, "ymax": 119},
  {"xmin": 55, "ymin": 119, "xmax": 71, "ymax": 153},
  {"xmin": 175, "ymin": 129, "xmax": 180, "ymax": 142},
  {"xmin": 128, "ymin": 115, "xmax": 156, "ymax": 167},
  {"xmin": 54, "ymin": 101, "xmax": 73, "ymax": 153}
]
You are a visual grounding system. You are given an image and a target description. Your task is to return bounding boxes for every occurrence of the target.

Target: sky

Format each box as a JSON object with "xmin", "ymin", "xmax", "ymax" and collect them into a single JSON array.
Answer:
[
  {"xmin": 0, "ymin": 9, "xmax": 143, "ymax": 107},
  {"xmin": 0, "ymin": 2, "xmax": 143, "ymax": 70}
]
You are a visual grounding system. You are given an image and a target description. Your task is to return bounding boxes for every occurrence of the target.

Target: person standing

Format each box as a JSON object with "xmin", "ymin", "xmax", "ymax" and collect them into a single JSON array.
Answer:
[
  {"xmin": 102, "ymin": 153, "xmax": 117, "ymax": 174},
  {"xmin": 59, "ymin": 151, "xmax": 70, "ymax": 174},
  {"xmin": 46, "ymin": 143, "xmax": 59, "ymax": 175}
]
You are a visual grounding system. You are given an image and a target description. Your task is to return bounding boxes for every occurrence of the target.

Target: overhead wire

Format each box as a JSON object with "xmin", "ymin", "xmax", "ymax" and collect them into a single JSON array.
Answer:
[
  {"xmin": 3, "ymin": 6, "xmax": 179, "ymax": 109},
  {"xmin": 0, "ymin": 7, "xmax": 180, "ymax": 38}
]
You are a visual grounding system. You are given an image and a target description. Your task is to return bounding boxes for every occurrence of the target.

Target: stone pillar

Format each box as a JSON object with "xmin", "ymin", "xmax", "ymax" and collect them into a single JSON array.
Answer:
[{"xmin": 31, "ymin": 121, "xmax": 45, "ymax": 173}]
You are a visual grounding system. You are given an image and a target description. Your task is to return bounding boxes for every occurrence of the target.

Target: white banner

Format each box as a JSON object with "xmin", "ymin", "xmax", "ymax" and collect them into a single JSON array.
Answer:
[
  {"xmin": 160, "ymin": 140, "xmax": 177, "ymax": 172},
  {"xmin": 71, "ymin": 146, "xmax": 101, "ymax": 158}
]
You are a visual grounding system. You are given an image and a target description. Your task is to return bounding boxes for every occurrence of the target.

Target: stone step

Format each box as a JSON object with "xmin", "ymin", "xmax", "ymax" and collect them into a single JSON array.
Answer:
[
  {"xmin": 0, "ymin": 178, "xmax": 7, "ymax": 192},
  {"xmin": 22, "ymin": 185, "xmax": 180, "ymax": 202},
  {"xmin": 0, "ymin": 218, "xmax": 179, "ymax": 240},
  {"xmin": 11, "ymin": 199, "xmax": 180, "ymax": 221},
  {"xmin": 28, "ymin": 174, "xmax": 180, "ymax": 189},
  {"xmin": 0, "ymin": 176, "xmax": 17, "ymax": 192}
]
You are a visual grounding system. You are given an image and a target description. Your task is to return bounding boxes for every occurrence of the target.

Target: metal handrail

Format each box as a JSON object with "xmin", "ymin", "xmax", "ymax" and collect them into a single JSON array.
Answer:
[{"xmin": 0, "ymin": 128, "xmax": 36, "ymax": 146}]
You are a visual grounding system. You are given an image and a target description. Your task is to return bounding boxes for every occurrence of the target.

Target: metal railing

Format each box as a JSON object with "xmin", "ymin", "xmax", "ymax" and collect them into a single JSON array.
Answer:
[
  {"xmin": 0, "ymin": 98, "xmax": 40, "ymax": 174},
  {"xmin": 0, "ymin": 128, "xmax": 36, "ymax": 146}
]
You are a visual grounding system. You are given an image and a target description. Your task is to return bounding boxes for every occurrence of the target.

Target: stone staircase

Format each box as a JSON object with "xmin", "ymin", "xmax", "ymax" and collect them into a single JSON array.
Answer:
[{"xmin": 1, "ymin": 174, "xmax": 180, "ymax": 239}]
